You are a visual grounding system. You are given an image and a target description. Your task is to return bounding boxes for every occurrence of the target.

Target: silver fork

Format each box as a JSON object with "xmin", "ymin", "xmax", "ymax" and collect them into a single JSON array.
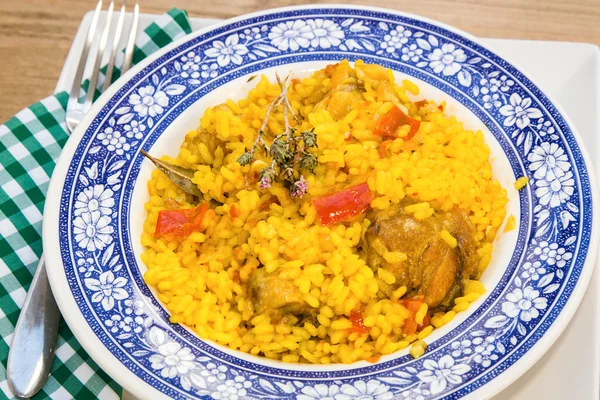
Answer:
[
  {"xmin": 7, "ymin": 1, "xmax": 139, "ymax": 398},
  {"xmin": 66, "ymin": 0, "xmax": 139, "ymax": 132}
]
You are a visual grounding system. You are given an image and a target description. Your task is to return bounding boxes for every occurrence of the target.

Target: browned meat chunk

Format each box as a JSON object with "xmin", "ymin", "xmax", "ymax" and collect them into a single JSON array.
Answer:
[
  {"xmin": 247, "ymin": 268, "xmax": 315, "ymax": 323},
  {"xmin": 313, "ymin": 81, "xmax": 364, "ymax": 120},
  {"xmin": 363, "ymin": 204, "xmax": 478, "ymax": 310},
  {"xmin": 312, "ymin": 62, "xmax": 408, "ymax": 121}
]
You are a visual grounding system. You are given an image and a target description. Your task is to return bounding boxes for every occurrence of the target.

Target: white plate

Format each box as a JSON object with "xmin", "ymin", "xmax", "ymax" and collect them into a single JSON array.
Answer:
[{"xmin": 45, "ymin": 6, "xmax": 599, "ymax": 399}]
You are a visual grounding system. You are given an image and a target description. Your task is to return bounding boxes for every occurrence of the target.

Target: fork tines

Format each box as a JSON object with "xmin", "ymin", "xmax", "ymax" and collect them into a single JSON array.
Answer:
[{"xmin": 66, "ymin": 0, "xmax": 140, "ymax": 133}]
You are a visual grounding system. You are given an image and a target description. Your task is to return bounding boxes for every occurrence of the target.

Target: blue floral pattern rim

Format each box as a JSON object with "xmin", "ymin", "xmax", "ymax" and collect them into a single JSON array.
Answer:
[{"xmin": 51, "ymin": 7, "xmax": 596, "ymax": 400}]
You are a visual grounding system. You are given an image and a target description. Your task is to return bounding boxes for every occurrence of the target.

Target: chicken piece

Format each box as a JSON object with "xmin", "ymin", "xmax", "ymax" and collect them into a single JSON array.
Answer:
[
  {"xmin": 314, "ymin": 61, "xmax": 407, "ymax": 121},
  {"xmin": 326, "ymin": 60, "xmax": 353, "ymax": 88},
  {"xmin": 313, "ymin": 81, "xmax": 364, "ymax": 120},
  {"xmin": 444, "ymin": 210, "xmax": 479, "ymax": 280},
  {"xmin": 355, "ymin": 63, "xmax": 402, "ymax": 106},
  {"xmin": 363, "ymin": 204, "xmax": 478, "ymax": 310},
  {"xmin": 376, "ymin": 80, "xmax": 402, "ymax": 105},
  {"xmin": 355, "ymin": 63, "xmax": 388, "ymax": 82},
  {"xmin": 247, "ymin": 268, "xmax": 315, "ymax": 323},
  {"xmin": 310, "ymin": 60, "xmax": 363, "ymax": 120}
]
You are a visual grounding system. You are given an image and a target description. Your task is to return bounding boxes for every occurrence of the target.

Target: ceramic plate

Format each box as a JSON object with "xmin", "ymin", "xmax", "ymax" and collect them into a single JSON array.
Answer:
[{"xmin": 43, "ymin": 5, "xmax": 599, "ymax": 399}]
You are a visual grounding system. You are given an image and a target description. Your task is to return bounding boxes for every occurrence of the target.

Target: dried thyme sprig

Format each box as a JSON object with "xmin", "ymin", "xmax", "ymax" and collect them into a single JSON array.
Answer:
[{"xmin": 237, "ymin": 73, "xmax": 318, "ymax": 198}]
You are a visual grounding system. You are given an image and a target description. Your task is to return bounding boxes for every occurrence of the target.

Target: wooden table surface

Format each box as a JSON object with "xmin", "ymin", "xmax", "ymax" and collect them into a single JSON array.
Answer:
[{"xmin": 0, "ymin": 0, "xmax": 598, "ymax": 123}]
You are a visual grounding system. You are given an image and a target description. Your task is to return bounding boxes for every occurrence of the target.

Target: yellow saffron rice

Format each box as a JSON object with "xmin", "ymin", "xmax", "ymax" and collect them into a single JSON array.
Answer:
[
  {"xmin": 514, "ymin": 176, "xmax": 529, "ymax": 190},
  {"xmin": 141, "ymin": 60, "xmax": 507, "ymax": 364}
]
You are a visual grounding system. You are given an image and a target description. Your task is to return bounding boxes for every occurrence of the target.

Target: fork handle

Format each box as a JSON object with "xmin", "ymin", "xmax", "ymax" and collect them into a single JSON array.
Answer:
[{"xmin": 7, "ymin": 256, "xmax": 61, "ymax": 398}]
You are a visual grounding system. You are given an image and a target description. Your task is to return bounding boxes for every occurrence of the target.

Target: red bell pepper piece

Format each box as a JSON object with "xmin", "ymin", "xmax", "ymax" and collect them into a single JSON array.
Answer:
[
  {"xmin": 378, "ymin": 139, "xmax": 393, "ymax": 159},
  {"xmin": 154, "ymin": 203, "xmax": 209, "ymax": 238},
  {"xmin": 349, "ymin": 310, "xmax": 370, "ymax": 334},
  {"xmin": 399, "ymin": 296, "xmax": 430, "ymax": 335},
  {"xmin": 313, "ymin": 182, "xmax": 372, "ymax": 226},
  {"xmin": 374, "ymin": 105, "xmax": 420, "ymax": 140}
]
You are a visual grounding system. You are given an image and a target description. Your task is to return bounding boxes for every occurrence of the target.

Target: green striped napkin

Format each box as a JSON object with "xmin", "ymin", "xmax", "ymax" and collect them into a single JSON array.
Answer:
[{"xmin": 0, "ymin": 9, "xmax": 192, "ymax": 399}]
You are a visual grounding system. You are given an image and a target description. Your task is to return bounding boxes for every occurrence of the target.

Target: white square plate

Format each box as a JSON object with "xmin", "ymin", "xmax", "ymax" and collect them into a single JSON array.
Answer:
[{"xmin": 57, "ymin": 14, "xmax": 599, "ymax": 400}]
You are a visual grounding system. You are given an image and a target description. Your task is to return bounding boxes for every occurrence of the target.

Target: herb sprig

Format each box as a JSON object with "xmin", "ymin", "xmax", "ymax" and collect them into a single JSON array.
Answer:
[{"xmin": 237, "ymin": 73, "xmax": 318, "ymax": 198}]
